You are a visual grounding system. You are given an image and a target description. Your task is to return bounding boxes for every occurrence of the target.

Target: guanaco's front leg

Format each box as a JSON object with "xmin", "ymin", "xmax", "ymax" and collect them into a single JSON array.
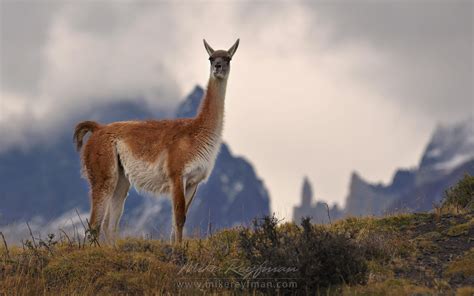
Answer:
[{"xmin": 171, "ymin": 176, "xmax": 186, "ymax": 243}]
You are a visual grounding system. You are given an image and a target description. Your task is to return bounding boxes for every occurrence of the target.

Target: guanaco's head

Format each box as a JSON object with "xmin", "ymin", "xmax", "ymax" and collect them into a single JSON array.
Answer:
[{"xmin": 203, "ymin": 39, "xmax": 239, "ymax": 80}]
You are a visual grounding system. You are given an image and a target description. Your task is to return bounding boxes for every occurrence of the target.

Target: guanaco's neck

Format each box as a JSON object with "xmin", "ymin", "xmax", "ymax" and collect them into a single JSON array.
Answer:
[{"xmin": 195, "ymin": 76, "xmax": 227, "ymax": 135}]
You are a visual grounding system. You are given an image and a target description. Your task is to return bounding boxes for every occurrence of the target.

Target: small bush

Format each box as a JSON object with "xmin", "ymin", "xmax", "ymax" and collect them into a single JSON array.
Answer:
[
  {"xmin": 442, "ymin": 174, "xmax": 474, "ymax": 211},
  {"xmin": 238, "ymin": 215, "xmax": 368, "ymax": 293}
]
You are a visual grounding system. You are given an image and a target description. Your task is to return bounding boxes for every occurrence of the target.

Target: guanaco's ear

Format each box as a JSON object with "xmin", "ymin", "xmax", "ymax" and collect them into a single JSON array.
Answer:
[
  {"xmin": 228, "ymin": 39, "xmax": 239, "ymax": 58},
  {"xmin": 203, "ymin": 39, "xmax": 215, "ymax": 56}
]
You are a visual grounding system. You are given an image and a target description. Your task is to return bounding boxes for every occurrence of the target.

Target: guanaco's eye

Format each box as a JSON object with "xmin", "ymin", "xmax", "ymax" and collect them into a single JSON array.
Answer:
[{"xmin": 209, "ymin": 57, "xmax": 215, "ymax": 62}]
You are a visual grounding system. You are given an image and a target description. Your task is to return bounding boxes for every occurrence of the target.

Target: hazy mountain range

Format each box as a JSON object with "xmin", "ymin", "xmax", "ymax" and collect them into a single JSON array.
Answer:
[
  {"xmin": 345, "ymin": 118, "xmax": 474, "ymax": 216},
  {"xmin": 293, "ymin": 118, "xmax": 474, "ymax": 222}
]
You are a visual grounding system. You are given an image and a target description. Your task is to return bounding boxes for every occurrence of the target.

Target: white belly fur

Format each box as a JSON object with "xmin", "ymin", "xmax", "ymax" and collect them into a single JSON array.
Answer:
[
  {"xmin": 183, "ymin": 142, "xmax": 220, "ymax": 186},
  {"xmin": 116, "ymin": 141, "xmax": 171, "ymax": 195},
  {"xmin": 116, "ymin": 139, "xmax": 221, "ymax": 196}
]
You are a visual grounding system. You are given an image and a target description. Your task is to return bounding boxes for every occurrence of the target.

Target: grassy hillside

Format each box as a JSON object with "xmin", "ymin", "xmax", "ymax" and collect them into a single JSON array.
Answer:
[
  {"xmin": 1, "ymin": 212, "xmax": 472, "ymax": 295},
  {"xmin": 1, "ymin": 176, "xmax": 473, "ymax": 295}
]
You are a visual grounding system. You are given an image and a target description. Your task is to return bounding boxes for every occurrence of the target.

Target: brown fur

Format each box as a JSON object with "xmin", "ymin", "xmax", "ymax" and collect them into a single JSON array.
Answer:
[{"xmin": 73, "ymin": 121, "xmax": 100, "ymax": 151}]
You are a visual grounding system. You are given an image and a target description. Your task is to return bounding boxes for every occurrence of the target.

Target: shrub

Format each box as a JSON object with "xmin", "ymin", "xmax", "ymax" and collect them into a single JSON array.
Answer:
[
  {"xmin": 238, "ymin": 215, "xmax": 368, "ymax": 293},
  {"xmin": 442, "ymin": 174, "xmax": 474, "ymax": 212}
]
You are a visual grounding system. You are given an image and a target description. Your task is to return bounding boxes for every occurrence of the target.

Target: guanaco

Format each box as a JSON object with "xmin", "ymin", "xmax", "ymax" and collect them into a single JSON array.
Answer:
[{"xmin": 74, "ymin": 39, "xmax": 239, "ymax": 243}]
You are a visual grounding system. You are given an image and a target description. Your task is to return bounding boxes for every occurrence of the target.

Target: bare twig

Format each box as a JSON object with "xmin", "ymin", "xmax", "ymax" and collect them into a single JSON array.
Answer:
[
  {"xmin": 39, "ymin": 240, "xmax": 54, "ymax": 256},
  {"xmin": 432, "ymin": 202, "xmax": 442, "ymax": 223},
  {"xmin": 59, "ymin": 229, "xmax": 72, "ymax": 246},
  {"xmin": 0, "ymin": 231, "xmax": 10, "ymax": 260},
  {"xmin": 75, "ymin": 208, "xmax": 88, "ymax": 246},
  {"xmin": 26, "ymin": 222, "xmax": 37, "ymax": 249},
  {"xmin": 71, "ymin": 218, "xmax": 80, "ymax": 248},
  {"xmin": 75, "ymin": 208, "xmax": 87, "ymax": 231},
  {"xmin": 323, "ymin": 203, "xmax": 332, "ymax": 225},
  {"xmin": 207, "ymin": 208, "xmax": 212, "ymax": 237}
]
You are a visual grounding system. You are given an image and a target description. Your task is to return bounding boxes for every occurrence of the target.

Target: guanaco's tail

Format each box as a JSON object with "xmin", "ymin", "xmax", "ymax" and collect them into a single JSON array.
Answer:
[{"xmin": 73, "ymin": 121, "xmax": 100, "ymax": 151}]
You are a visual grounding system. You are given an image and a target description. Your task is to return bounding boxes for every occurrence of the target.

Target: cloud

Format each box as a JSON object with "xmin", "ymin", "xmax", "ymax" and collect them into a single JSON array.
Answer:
[
  {"xmin": 0, "ymin": 1, "xmax": 60, "ymax": 95},
  {"xmin": 1, "ymin": 2, "xmax": 183, "ymax": 151},
  {"xmin": 309, "ymin": 1, "xmax": 473, "ymax": 119},
  {"xmin": 0, "ymin": 1, "xmax": 472, "ymax": 220}
]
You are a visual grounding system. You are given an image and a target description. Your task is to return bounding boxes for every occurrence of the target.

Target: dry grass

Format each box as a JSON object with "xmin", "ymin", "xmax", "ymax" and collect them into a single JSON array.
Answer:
[
  {"xmin": 1, "ymin": 211, "xmax": 472, "ymax": 295},
  {"xmin": 446, "ymin": 248, "xmax": 474, "ymax": 278},
  {"xmin": 445, "ymin": 219, "xmax": 474, "ymax": 237},
  {"xmin": 342, "ymin": 278, "xmax": 434, "ymax": 295}
]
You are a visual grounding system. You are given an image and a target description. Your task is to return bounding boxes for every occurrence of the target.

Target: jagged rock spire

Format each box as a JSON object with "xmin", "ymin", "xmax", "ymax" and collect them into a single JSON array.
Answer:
[{"xmin": 301, "ymin": 176, "xmax": 313, "ymax": 206}]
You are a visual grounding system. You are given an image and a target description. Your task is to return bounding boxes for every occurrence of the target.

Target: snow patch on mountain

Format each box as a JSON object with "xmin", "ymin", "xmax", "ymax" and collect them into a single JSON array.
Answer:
[
  {"xmin": 435, "ymin": 154, "xmax": 474, "ymax": 171},
  {"xmin": 421, "ymin": 118, "xmax": 474, "ymax": 173}
]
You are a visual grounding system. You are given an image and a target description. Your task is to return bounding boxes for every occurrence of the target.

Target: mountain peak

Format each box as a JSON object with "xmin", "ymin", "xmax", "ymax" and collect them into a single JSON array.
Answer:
[
  {"xmin": 176, "ymin": 85, "xmax": 204, "ymax": 118},
  {"xmin": 301, "ymin": 177, "xmax": 313, "ymax": 206},
  {"xmin": 343, "ymin": 118, "xmax": 474, "ymax": 216},
  {"xmin": 420, "ymin": 118, "xmax": 474, "ymax": 172},
  {"xmin": 350, "ymin": 171, "xmax": 365, "ymax": 185}
]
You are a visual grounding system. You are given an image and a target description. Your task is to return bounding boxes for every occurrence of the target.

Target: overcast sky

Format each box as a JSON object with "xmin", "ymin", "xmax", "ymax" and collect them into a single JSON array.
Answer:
[{"xmin": 1, "ymin": 0, "xmax": 472, "ymax": 220}]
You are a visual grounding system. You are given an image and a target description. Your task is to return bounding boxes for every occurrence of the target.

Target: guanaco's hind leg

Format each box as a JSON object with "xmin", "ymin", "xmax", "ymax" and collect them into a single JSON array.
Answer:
[
  {"xmin": 83, "ymin": 136, "xmax": 119, "ymax": 242},
  {"xmin": 89, "ymin": 195, "xmax": 104, "ymax": 232},
  {"xmin": 89, "ymin": 189, "xmax": 114, "ymax": 241},
  {"xmin": 104, "ymin": 169, "xmax": 130, "ymax": 241}
]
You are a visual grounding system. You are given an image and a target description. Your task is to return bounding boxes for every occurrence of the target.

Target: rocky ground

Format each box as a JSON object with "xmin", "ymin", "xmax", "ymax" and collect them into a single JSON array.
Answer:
[{"xmin": 404, "ymin": 213, "xmax": 473, "ymax": 288}]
